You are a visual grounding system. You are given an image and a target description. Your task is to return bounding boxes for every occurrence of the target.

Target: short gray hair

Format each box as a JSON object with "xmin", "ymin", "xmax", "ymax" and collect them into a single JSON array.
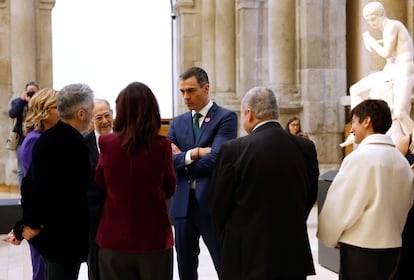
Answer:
[
  {"xmin": 241, "ymin": 87, "xmax": 279, "ymax": 119},
  {"xmin": 94, "ymin": 98, "xmax": 112, "ymax": 110},
  {"xmin": 58, "ymin": 83, "xmax": 94, "ymax": 119}
]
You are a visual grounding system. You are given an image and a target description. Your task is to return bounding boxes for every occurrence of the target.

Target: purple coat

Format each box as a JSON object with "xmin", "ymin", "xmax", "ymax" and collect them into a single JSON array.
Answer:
[{"xmin": 20, "ymin": 130, "xmax": 41, "ymax": 175}]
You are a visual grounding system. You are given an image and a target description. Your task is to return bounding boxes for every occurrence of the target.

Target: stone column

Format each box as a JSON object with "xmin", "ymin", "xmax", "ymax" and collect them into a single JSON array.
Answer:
[
  {"xmin": 173, "ymin": 0, "xmax": 238, "ymax": 114},
  {"xmin": 268, "ymin": 0, "xmax": 297, "ymax": 105},
  {"xmin": 3, "ymin": 0, "xmax": 38, "ymax": 187},
  {"xmin": 0, "ymin": 0, "xmax": 12, "ymax": 186},
  {"xmin": 36, "ymin": 0, "xmax": 56, "ymax": 88},
  {"xmin": 200, "ymin": 0, "xmax": 215, "ymax": 91},
  {"xmin": 236, "ymin": 0, "xmax": 263, "ymax": 100},
  {"xmin": 10, "ymin": 0, "xmax": 37, "ymax": 95},
  {"xmin": 298, "ymin": 0, "xmax": 347, "ymax": 169},
  {"xmin": 407, "ymin": 0, "xmax": 414, "ymax": 36},
  {"xmin": 214, "ymin": 1, "xmax": 235, "ymax": 96},
  {"xmin": 0, "ymin": 0, "xmax": 11, "ymax": 98},
  {"xmin": 173, "ymin": 0, "xmax": 199, "ymax": 114}
]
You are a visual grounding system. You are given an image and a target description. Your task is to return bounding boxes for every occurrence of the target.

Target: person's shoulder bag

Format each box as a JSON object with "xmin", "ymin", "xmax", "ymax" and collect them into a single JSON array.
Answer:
[{"xmin": 5, "ymin": 119, "xmax": 19, "ymax": 151}]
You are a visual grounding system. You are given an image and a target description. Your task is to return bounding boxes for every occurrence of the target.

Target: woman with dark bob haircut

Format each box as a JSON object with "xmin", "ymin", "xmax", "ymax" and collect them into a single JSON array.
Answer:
[{"xmin": 95, "ymin": 82, "xmax": 176, "ymax": 280}]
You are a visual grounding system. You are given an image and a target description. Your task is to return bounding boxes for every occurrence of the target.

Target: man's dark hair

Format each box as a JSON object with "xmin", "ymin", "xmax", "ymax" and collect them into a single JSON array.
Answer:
[
  {"xmin": 179, "ymin": 67, "xmax": 209, "ymax": 87},
  {"xmin": 25, "ymin": 81, "xmax": 39, "ymax": 90},
  {"xmin": 350, "ymin": 99, "xmax": 392, "ymax": 134}
]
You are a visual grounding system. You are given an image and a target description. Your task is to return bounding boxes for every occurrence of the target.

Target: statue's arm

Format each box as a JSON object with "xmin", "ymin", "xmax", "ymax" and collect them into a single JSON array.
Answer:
[
  {"xmin": 364, "ymin": 22, "xmax": 398, "ymax": 59},
  {"xmin": 362, "ymin": 32, "xmax": 373, "ymax": 52}
]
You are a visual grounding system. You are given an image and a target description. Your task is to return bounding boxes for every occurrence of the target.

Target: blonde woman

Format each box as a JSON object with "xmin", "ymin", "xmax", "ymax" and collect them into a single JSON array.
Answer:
[
  {"xmin": 3, "ymin": 88, "xmax": 59, "ymax": 280},
  {"xmin": 20, "ymin": 88, "xmax": 59, "ymax": 175}
]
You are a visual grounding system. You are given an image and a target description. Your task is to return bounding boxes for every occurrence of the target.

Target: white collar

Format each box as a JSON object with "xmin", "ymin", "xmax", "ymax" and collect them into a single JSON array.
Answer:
[
  {"xmin": 192, "ymin": 100, "xmax": 213, "ymax": 117},
  {"xmin": 252, "ymin": 119, "xmax": 279, "ymax": 132}
]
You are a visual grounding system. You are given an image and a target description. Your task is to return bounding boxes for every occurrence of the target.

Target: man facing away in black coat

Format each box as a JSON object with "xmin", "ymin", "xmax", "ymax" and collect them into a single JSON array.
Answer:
[
  {"xmin": 209, "ymin": 86, "xmax": 319, "ymax": 280},
  {"xmin": 26, "ymin": 83, "xmax": 95, "ymax": 280}
]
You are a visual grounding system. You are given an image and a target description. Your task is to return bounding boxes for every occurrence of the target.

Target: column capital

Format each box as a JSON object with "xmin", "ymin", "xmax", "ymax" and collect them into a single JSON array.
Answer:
[
  {"xmin": 237, "ymin": 0, "xmax": 262, "ymax": 10},
  {"xmin": 38, "ymin": 0, "xmax": 55, "ymax": 10},
  {"xmin": 174, "ymin": 0, "xmax": 194, "ymax": 8},
  {"xmin": 172, "ymin": 0, "xmax": 195, "ymax": 20}
]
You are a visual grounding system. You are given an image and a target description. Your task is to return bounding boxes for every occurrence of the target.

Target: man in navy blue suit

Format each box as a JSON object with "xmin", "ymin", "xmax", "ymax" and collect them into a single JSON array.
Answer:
[
  {"xmin": 168, "ymin": 67, "xmax": 238, "ymax": 279},
  {"xmin": 84, "ymin": 99, "xmax": 113, "ymax": 280}
]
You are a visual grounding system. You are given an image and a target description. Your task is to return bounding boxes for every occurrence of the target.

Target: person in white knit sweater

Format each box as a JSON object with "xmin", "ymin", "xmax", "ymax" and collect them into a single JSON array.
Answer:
[{"xmin": 318, "ymin": 99, "xmax": 414, "ymax": 280}]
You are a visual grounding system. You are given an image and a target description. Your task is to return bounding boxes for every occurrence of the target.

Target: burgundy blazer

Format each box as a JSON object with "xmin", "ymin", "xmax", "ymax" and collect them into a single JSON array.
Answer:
[{"xmin": 95, "ymin": 133, "xmax": 176, "ymax": 252}]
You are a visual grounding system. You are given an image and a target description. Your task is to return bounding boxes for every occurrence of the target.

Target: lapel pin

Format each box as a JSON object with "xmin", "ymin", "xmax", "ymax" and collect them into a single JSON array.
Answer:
[{"xmin": 205, "ymin": 117, "xmax": 211, "ymax": 123}]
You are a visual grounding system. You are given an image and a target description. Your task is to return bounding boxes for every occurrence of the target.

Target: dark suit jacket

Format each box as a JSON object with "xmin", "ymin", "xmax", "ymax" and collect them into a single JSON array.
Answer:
[
  {"xmin": 8, "ymin": 97, "xmax": 28, "ymax": 145},
  {"xmin": 84, "ymin": 131, "xmax": 105, "ymax": 234},
  {"xmin": 209, "ymin": 121, "xmax": 319, "ymax": 279},
  {"xmin": 168, "ymin": 102, "xmax": 238, "ymax": 218},
  {"xmin": 29, "ymin": 121, "xmax": 90, "ymax": 263}
]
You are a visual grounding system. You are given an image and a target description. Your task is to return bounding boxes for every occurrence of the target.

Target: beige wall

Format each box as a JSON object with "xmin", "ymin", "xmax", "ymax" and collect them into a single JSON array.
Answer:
[
  {"xmin": 1, "ymin": 0, "xmax": 414, "ymax": 184},
  {"xmin": 0, "ymin": 0, "xmax": 55, "ymax": 186},
  {"xmin": 173, "ymin": 0, "xmax": 347, "ymax": 172},
  {"xmin": 172, "ymin": 0, "xmax": 414, "ymax": 173}
]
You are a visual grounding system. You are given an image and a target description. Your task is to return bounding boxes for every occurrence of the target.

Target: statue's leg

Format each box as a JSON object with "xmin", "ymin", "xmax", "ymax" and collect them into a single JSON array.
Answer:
[
  {"xmin": 339, "ymin": 133, "xmax": 355, "ymax": 148},
  {"xmin": 395, "ymin": 114, "xmax": 414, "ymax": 136},
  {"xmin": 349, "ymin": 72, "xmax": 383, "ymax": 109},
  {"xmin": 386, "ymin": 120, "xmax": 405, "ymax": 144},
  {"xmin": 342, "ymin": 72, "xmax": 386, "ymax": 147},
  {"xmin": 393, "ymin": 70, "xmax": 414, "ymax": 136}
]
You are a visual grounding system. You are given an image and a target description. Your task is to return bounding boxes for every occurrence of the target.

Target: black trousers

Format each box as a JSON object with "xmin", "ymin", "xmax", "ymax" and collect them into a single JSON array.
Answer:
[
  {"xmin": 98, "ymin": 247, "xmax": 173, "ymax": 280},
  {"xmin": 396, "ymin": 206, "xmax": 414, "ymax": 279},
  {"xmin": 43, "ymin": 257, "xmax": 81, "ymax": 280},
  {"xmin": 88, "ymin": 232, "xmax": 100, "ymax": 280},
  {"xmin": 339, "ymin": 243, "xmax": 400, "ymax": 280}
]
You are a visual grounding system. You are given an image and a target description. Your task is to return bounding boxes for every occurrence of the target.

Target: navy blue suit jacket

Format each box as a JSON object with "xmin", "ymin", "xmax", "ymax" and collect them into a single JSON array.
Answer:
[
  {"xmin": 84, "ymin": 131, "xmax": 106, "ymax": 234},
  {"xmin": 8, "ymin": 97, "xmax": 28, "ymax": 145},
  {"xmin": 168, "ymin": 102, "xmax": 237, "ymax": 218}
]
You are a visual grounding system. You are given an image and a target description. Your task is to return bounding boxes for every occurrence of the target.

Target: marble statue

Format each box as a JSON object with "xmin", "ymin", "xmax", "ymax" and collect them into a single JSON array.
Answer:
[{"xmin": 341, "ymin": 1, "xmax": 414, "ymax": 147}]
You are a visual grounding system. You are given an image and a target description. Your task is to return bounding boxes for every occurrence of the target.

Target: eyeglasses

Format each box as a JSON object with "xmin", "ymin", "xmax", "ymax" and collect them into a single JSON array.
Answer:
[{"xmin": 94, "ymin": 112, "xmax": 112, "ymax": 122}]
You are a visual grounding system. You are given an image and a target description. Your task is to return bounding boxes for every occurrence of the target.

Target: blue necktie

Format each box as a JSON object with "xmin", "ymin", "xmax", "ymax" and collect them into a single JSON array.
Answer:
[{"xmin": 193, "ymin": 113, "xmax": 202, "ymax": 139}]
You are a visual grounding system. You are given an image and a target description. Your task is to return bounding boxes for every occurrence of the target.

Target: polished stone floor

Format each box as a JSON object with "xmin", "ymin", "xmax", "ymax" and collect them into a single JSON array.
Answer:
[{"xmin": 0, "ymin": 191, "xmax": 337, "ymax": 279}]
